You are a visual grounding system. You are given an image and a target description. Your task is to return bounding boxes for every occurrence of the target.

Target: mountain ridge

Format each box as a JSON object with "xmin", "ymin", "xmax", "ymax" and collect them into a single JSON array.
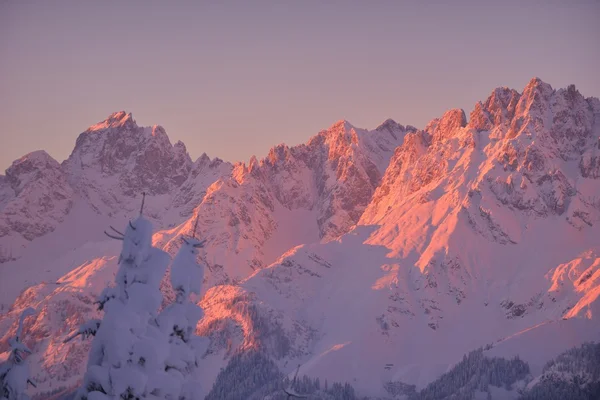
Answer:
[{"xmin": 1, "ymin": 77, "xmax": 599, "ymax": 398}]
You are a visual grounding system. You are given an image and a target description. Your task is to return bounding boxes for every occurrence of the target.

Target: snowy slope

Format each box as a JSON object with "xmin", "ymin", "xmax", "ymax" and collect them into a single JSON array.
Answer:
[{"xmin": 0, "ymin": 78, "xmax": 599, "ymax": 398}]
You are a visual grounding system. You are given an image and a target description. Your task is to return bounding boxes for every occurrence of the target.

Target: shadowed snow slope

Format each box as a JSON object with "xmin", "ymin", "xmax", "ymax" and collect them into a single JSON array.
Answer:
[{"xmin": 1, "ymin": 79, "xmax": 599, "ymax": 398}]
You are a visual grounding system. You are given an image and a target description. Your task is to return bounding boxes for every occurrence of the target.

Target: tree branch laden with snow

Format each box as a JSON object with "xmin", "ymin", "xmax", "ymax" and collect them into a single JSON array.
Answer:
[{"xmin": 0, "ymin": 307, "xmax": 37, "ymax": 400}]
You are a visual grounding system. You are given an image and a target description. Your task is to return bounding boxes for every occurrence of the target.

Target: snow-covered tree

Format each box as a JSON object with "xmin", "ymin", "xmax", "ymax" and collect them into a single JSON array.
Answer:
[
  {"xmin": 153, "ymin": 220, "xmax": 209, "ymax": 400},
  {"xmin": 69, "ymin": 195, "xmax": 173, "ymax": 400},
  {"xmin": 519, "ymin": 341, "xmax": 600, "ymax": 400},
  {"xmin": 0, "ymin": 308, "xmax": 37, "ymax": 400}
]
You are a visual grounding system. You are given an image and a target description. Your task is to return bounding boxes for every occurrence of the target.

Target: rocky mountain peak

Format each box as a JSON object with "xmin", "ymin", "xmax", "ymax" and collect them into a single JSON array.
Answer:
[
  {"xmin": 195, "ymin": 152, "xmax": 211, "ymax": 166},
  {"xmin": 62, "ymin": 112, "xmax": 196, "ymax": 212},
  {"xmin": 513, "ymin": 77, "xmax": 555, "ymax": 119},
  {"xmin": 248, "ymin": 155, "xmax": 260, "ymax": 172},
  {"xmin": 150, "ymin": 124, "xmax": 169, "ymax": 141},
  {"xmin": 86, "ymin": 111, "xmax": 137, "ymax": 132},
  {"xmin": 306, "ymin": 119, "xmax": 359, "ymax": 152},
  {"xmin": 5, "ymin": 151, "xmax": 62, "ymax": 195},
  {"xmin": 469, "ymin": 85, "xmax": 521, "ymax": 133},
  {"xmin": 173, "ymin": 140, "xmax": 188, "ymax": 154},
  {"xmin": 426, "ymin": 108, "xmax": 467, "ymax": 142},
  {"xmin": 0, "ymin": 151, "xmax": 72, "ymax": 250},
  {"xmin": 376, "ymin": 118, "xmax": 405, "ymax": 137},
  {"xmin": 266, "ymin": 143, "xmax": 292, "ymax": 166},
  {"xmin": 329, "ymin": 119, "xmax": 354, "ymax": 133},
  {"xmin": 523, "ymin": 76, "xmax": 552, "ymax": 94}
]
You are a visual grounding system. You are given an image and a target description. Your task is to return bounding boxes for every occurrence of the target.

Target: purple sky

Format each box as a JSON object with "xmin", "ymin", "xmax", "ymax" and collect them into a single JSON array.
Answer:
[{"xmin": 1, "ymin": 1, "xmax": 599, "ymax": 170}]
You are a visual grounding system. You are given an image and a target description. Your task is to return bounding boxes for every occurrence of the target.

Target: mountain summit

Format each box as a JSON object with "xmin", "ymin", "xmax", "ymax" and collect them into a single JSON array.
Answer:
[{"xmin": 85, "ymin": 111, "xmax": 137, "ymax": 132}]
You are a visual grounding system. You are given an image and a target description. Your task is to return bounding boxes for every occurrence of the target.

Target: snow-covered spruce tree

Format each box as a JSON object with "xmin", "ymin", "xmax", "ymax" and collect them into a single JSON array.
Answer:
[
  {"xmin": 69, "ymin": 194, "xmax": 174, "ymax": 400},
  {"xmin": 0, "ymin": 308, "xmax": 37, "ymax": 400},
  {"xmin": 154, "ymin": 218, "xmax": 209, "ymax": 400}
]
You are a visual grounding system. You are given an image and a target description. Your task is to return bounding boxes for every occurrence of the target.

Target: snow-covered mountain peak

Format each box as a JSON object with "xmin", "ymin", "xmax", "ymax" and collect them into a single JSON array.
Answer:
[
  {"xmin": 63, "ymin": 112, "xmax": 196, "ymax": 212},
  {"xmin": 69, "ymin": 112, "xmax": 181, "ymax": 165},
  {"xmin": 8, "ymin": 149, "xmax": 56, "ymax": 165},
  {"xmin": 306, "ymin": 119, "xmax": 356, "ymax": 148},
  {"xmin": 522, "ymin": 76, "xmax": 553, "ymax": 96},
  {"xmin": 329, "ymin": 118, "xmax": 355, "ymax": 132},
  {"xmin": 469, "ymin": 86, "xmax": 521, "ymax": 133},
  {"xmin": 426, "ymin": 108, "xmax": 467, "ymax": 142},
  {"xmin": 0, "ymin": 150, "xmax": 73, "ymax": 261},
  {"xmin": 266, "ymin": 143, "xmax": 293, "ymax": 166},
  {"xmin": 5, "ymin": 150, "xmax": 61, "ymax": 195},
  {"xmin": 248, "ymin": 155, "xmax": 260, "ymax": 172},
  {"xmin": 150, "ymin": 124, "xmax": 168, "ymax": 139},
  {"xmin": 86, "ymin": 110, "xmax": 137, "ymax": 132},
  {"xmin": 194, "ymin": 152, "xmax": 227, "ymax": 171},
  {"xmin": 196, "ymin": 152, "xmax": 211, "ymax": 165},
  {"xmin": 376, "ymin": 118, "xmax": 406, "ymax": 134},
  {"xmin": 511, "ymin": 77, "xmax": 554, "ymax": 122}
]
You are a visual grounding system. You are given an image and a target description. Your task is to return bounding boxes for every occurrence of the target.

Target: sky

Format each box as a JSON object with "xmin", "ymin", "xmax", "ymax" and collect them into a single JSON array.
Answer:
[{"xmin": 1, "ymin": 0, "xmax": 599, "ymax": 171}]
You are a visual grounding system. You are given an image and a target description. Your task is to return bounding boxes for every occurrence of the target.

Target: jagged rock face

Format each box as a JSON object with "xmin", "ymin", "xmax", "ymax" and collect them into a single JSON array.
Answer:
[
  {"xmin": 157, "ymin": 119, "xmax": 406, "ymax": 285},
  {"xmin": 358, "ymin": 77, "xmax": 600, "ymax": 332},
  {"xmin": 0, "ymin": 151, "xmax": 73, "ymax": 261},
  {"xmin": 470, "ymin": 87, "xmax": 521, "ymax": 134},
  {"xmin": 580, "ymin": 147, "xmax": 600, "ymax": 178},
  {"xmin": 63, "ymin": 112, "xmax": 193, "ymax": 210},
  {"xmin": 0, "ymin": 176, "xmax": 15, "ymax": 212},
  {"xmin": 579, "ymin": 98, "xmax": 600, "ymax": 179},
  {"xmin": 507, "ymin": 80, "xmax": 594, "ymax": 159},
  {"xmin": 427, "ymin": 109, "xmax": 467, "ymax": 142},
  {"xmin": 366, "ymin": 111, "xmax": 472, "ymax": 212},
  {"xmin": 195, "ymin": 176, "xmax": 277, "ymax": 275},
  {"xmin": 4, "ymin": 151, "xmax": 71, "ymax": 208},
  {"xmin": 487, "ymin": 80, "xmax": 599, "ymax": 224},
  {"xmin": 64, "ymin": 111, "xmax": 232, "ymax": 218},
  {"xmin": 171, "ymin": 153, "xmax": 232, "ymax": 217},
  {"xmin": 309, "ymin": 121, "xmax": 399, "ymax": 239},
  {"xmin": 242, "ymin": 120, "xmax": 407, "ymax": 241},
  {"xmin": 366, "ymin": 78, "xmax": 600, "ymax": 233}
]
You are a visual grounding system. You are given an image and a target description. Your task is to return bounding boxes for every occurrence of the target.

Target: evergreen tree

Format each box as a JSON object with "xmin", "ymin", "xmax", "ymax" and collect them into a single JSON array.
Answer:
[
  {"xmin": 0, "ymin": 308, "xmax": 37, "ymax": 400},
  {"xmin": 519, "ymin": 341, "xmax": 600, "ymax": 400},
  {"xmin": 154, "ymin": 221, "xmax": 209, "ymax": 400},
  {"xmin": 68, "ymin": 196, "xmax": 172, "ymax": 400}
]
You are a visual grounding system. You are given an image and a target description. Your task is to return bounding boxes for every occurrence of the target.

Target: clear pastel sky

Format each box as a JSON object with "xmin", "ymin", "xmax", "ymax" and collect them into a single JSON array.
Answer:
[{"xmin": 1, "ymin": 1, "xmax": 599, "ymax": 171}]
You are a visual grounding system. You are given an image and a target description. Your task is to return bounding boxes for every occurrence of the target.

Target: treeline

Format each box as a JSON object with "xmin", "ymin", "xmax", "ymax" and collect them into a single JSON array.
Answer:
[
  {"xmin": 205, "ymin": 350, "xmax": 366, "ymax": 400},
  {"xmin": 419, "ymin": 348, "xmax": 529, "ymax": 399},
  {"xmin": 384, "ymin": 342, "xmax": 600, "ymax": 400},
  {"xmin": 206, "ymin": 342, "xmax": 600, "ymax": 400},
  {"xmin": 383, "ymin": 347, "xmax": 530, "ymax": 399},
  {"xmin": 519, "ymin": 341, "xmax": 600, "ymax": 400}
]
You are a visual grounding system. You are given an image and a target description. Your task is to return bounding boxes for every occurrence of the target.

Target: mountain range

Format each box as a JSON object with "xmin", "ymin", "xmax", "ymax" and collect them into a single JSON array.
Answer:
[{"xmin": 0, "ymin": 78, "xmax": 599, "ymax": 398}]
